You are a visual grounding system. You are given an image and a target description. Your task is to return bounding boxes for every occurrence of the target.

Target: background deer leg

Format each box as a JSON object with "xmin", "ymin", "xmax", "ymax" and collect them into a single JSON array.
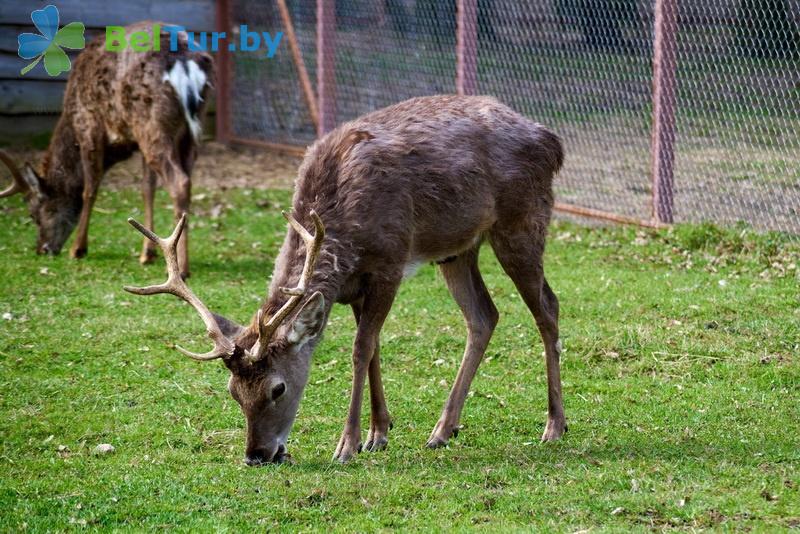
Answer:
[
  {"xmin": 489, "ymin": 223, "xmax": 566, "ymax": 442},
  {"xmin": 70, "ymin": 142, "xmax": 104, "ymax": 259},
  {"xmin": 139, "ymin": 155, "xmax": 158, "ymax": 264},
  {"xmin": 143, "ymin": 148, "xmax": 192, "ymax": 279},
  {"xmin": 352, "ymin": 299, "xmax": 392, "ymax": 452},
  {"xmin": 427, "ymin": 247, "xmax": 498, "ymax": 448},
  {"xmin": 335, "ymin": 278, "xmax": 399, "ymax": 462}
]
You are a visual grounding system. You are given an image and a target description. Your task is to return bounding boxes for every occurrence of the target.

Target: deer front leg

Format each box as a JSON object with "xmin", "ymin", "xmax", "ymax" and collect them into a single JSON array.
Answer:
[
  {"xmin": 365, "ymin": 347, "xmax": 392, "ymax": 451},
  {"xmin": 352, "ymin": 299, "xmax": 392, "ymax": 453},
  {"xmin": 335, "ymin": 279, "xmax": 399, "ymax": 463},
  {"xmin": 144, "ymin": 152, "xmax": 192, "ymax": 278},
  {"xmin": 139, "ymin": 157, "xmax": 158, "ymax": 264},
  {"xmin": 169, "ymin": 170, "xmax": 191, "ymax": 279},
  {"xmin": 70, "ymin": 144, "xmax": 103, "ymax": 259}
]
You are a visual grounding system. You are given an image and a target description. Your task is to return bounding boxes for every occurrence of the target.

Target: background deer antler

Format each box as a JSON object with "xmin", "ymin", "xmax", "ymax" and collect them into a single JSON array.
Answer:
[
  {"xmin": 250, "ymin": 210, "xmax": 325, "ymax": 361},
  {"xmin": 0, "ymin": 150, "xmax": 28, "ymax": 198},
  {"xmin": 124, "ymin": 215, "xmax": 236, "ymax": 360}
]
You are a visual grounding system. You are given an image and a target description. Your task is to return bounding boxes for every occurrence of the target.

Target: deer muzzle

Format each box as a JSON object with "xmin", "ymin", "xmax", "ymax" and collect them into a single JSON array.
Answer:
[{"xmin": 245, "ymin": 442, "xmax": 288, "ymax": 466}]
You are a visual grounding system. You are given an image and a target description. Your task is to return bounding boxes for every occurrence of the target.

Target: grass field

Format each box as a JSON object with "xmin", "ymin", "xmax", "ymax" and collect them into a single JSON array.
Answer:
[{"xmin": 1, "ymin": 187, "xmax": 798, "ymax": 531}]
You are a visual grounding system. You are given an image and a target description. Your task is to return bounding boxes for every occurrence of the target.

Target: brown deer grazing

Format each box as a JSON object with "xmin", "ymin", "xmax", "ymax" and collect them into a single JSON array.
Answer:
[
  {"xmin": 125, "ymin": 95, "xmax": 566, "ymax": 464},
  {"xmin": 0, "ymin": 23, "xmax": 213, "ymax": 277}
]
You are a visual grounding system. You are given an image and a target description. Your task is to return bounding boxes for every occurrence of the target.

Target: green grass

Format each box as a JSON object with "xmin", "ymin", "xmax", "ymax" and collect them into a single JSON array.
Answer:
[{"xmin": 1, "ymin": 188, "xmax": 798, "ymax": 531}]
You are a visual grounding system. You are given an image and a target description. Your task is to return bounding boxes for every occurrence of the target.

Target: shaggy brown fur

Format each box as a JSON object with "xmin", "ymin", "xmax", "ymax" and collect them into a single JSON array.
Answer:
[
  {"xmin": 1, "ymin": 22, "xmax": 213, "ymax": 277},
  {"xmin": 128, "ymin": 95, "xmax": 565, "ymax": 466}
]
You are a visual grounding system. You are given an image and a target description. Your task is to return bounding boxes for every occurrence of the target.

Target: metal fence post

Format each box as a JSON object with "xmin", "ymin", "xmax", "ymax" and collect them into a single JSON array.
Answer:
[
  {"xmin": 650, "ymin": 0, "xmax": 678, "ymax": 224},
  {"xmin": 215, "ymin": 0, "xmax": 232, "ymax": 143},
  {"xmin": 317, "ymin": 0, "xmax": 336, "ymax": 136},
  {"xmin": 456, "ymin": 0, "xmax": 478, "ymax": 95},
  {"xmin": 277, "ymin": 0, "xmax": 319, "ymax": 133}
]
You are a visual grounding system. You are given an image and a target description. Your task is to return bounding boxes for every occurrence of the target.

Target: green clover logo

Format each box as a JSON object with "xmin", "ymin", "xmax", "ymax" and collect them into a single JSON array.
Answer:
[{"xmin": 18, "ymin": 5, "xmax": 85, "ymax": 77}]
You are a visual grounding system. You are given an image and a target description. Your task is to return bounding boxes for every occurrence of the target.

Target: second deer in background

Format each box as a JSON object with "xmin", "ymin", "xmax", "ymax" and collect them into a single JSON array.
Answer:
[{"xmin": 0, "ymin": 22, "xmax": 214, "ymax": 278}]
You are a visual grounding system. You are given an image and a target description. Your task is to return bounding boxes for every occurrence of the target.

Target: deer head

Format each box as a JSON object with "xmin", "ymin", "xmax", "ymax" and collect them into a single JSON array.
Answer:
[
  {"xmin": 124, "ymin": 211, "xmax": 327, "ymax": 465},
  {"xmin": 0, "ymin": 150, "xmax": 80, "ymax": 255}
]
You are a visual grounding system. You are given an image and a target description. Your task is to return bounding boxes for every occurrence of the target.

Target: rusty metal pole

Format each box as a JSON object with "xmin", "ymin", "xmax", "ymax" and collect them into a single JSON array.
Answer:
[
  {"xmin": 650, "ymin": 0, "xmax": 678, "ymax": 224},
  {"xmin": 215, "ymin": 0, "xmax": 232, "ymax": 143},
  {"xmin": 456, "ymin": 0, "xmax": 478, "ymax": 95},
  {"xmin": 277, "ymin": 0, "xmax": 319, "ymax": 132},
  {"xmin": 317, "ymin": 0, "xmax": 336, "ymax": 136}
]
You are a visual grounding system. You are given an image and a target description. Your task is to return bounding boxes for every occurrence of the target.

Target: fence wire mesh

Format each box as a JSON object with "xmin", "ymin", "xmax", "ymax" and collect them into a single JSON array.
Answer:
[
  {"xmin": 230, "ymin": 1, "xmax": 317, "ymax": 145},
  {"xmin": 228, "ymin": 0, "xmax": 800, "ymax": 235}
]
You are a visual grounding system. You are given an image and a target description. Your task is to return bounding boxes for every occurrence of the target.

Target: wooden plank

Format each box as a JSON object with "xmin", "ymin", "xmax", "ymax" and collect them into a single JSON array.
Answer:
[
  {"xmin": 0, "ymin": 51, "xmax": 79, "ymax": 80},
  {"xmin": 0, "ymin": 25, "xmax": 104, "ymax": 53},
  {"xmin": 0, "ymin": 112, "xmax": 216, "ymax": 146},
  {"xmin": 650, "ymin": 0, "xmax": 678, "ymax": 224},
  {"xmin": 0, "ymin": 77, "xmax": 216, "ymax": 116},
  {"xmin": 0, "ymin": 79, "xmax": 66, "ymax": 113},
  {"xmin": 0, "ymin": 114, "xmax": 58, "ymax": 144},
  {"xmin": 0, "ymin": 1, "xmax": 215, "ymax": 31}
]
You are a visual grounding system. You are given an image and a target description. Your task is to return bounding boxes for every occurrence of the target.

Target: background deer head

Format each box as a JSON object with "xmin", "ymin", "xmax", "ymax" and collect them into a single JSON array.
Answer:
[{"xmin": 0, "ymin": 150, "xmax": 80, "ymax": 255}]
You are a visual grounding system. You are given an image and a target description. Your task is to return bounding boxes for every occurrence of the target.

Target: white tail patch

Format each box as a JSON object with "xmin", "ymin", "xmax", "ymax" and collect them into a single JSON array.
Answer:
[{"xmin": 162, "ymin": 59, "xmax": 207, "ymax": 141}]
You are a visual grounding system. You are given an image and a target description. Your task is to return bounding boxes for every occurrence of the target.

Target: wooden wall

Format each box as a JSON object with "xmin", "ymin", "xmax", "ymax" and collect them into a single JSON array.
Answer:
[{"xmin": 0, "ymin": 0, "xmax": 216, "ymax": 144}]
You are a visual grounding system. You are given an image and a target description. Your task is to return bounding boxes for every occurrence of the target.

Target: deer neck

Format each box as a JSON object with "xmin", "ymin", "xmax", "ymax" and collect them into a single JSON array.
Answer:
[
  {"xmin": 41, "ymin": 117, "xmax": 84, "ymax": 199},
  {"xmin": 267, "ymin": 233, "xmax": 352, "ymax": 316}
]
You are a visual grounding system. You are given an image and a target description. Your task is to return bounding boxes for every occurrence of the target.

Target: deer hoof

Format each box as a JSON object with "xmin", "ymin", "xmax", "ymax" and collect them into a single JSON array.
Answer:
[
  {"xmin": 70, "ymin": 247, "xmax": 87, "ymax": 259},
  {"xmin": 333, "ymin": 434, "xmax": 361, "ymax": 463},
  {"xmin": 139, "ymin": 249, "xmax": 157, "ymax": 265},
  {"xmin": 364, "ymin": 419, "xmax": 391, "ymax": 452},
  {"xmin": 426, "ymin": 421, "xmax": 459, "ymax": 448},
  {"xmin": 364, "ymin": 435, "xmax": 388, "ymax": 452},
  {"xmin": 333, "ymin": 446, "xmax": 359, "ymax": 463},
  {"xmin": 541, "ymin": 417, "xmax": 567, "ymax": 442},
  {"xmin": 425, "ymin": 436, "xmax": 448, "ymax": 449}
]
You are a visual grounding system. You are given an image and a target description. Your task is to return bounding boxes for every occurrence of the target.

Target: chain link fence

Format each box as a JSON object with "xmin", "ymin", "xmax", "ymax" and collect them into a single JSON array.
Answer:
[{"xmin": 226, "ymin": 0, "xmax": 800, "ymax": 234}]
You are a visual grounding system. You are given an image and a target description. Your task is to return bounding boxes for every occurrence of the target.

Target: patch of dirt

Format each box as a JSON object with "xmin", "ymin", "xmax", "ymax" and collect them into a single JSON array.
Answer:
[{"xmin": 0, "ymin": 142, "xmax": 302, "ymax": 191}]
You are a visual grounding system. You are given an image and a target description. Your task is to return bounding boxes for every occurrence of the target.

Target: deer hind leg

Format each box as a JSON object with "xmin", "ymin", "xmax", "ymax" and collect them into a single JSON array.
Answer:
[
  {"xmin": 427, "ymin": 246, "xmax": 498, "ymax": 448},
  {"xmin": 70, "ymin": 140, "xmax": 104, "ymax": 259},
  {"xmin": 143, "ymin": 147, "xmax": 191, "ymax": 278},
  {"xmin": 178, "ymin": 131, "xmax": 198, "ymax": 176},
  {"xmin": 352, "ymin": 300, "xmax": 392, "ymax": 453},
  {"xmin": 139, "ymin": 156, "xmax": 158, "ymax": 264},
  {"xmin": 335, "ymin": 277, "xmax": 400, "ymax": 463},
  {"xmin": 489, "ymin": 221, "xmax": 566, "ymax": 442}
]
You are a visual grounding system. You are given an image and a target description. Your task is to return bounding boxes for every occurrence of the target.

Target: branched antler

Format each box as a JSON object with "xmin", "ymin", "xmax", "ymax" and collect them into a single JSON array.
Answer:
[
  {"xmin": 124, "ymin": 215, "xmax": 236, "ymax": 361},
  {"xmin": 0, "ymin": 150, "xmax": 27, "ymax": 198},
  {"xmin": 251, "ymin": 210, "xmax": 325, "ymax": 361}
]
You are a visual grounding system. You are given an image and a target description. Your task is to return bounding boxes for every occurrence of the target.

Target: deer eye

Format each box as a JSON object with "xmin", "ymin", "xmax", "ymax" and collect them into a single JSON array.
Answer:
[{"xmin": 271, "ymin": 382, "xmax": 286, "ymax": 401}]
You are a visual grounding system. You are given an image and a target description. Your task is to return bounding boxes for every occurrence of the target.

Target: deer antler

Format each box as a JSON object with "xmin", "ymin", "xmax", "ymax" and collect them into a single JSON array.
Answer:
[
  {"xmin": 0, "ymin": 150, "xmax": 28, "ymax": 198},
  {"xmin": 124, "ymin": 215, "xmax": 236, "ymax": 361},
  {"xmin": 250, "ymin": 210, "xmax": 325, "ymax": 361}
]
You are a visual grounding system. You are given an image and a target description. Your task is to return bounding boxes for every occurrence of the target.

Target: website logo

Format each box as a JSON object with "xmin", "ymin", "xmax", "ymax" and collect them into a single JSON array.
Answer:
[
  {"xmin": 18, "ymin": 5, "xmax": 85, "ymax": 77},
  {"xmin": 106, "ymin": 25, "xmax": 283, "ymax": 58}
]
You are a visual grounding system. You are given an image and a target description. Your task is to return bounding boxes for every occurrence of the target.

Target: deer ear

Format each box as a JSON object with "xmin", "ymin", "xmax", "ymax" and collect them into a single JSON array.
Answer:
[
  {"xmin": 21, "ymin": 164, "xmax": 43, "ymax": 198},
  {"xmin": 287, "ymin": 291, "xmax": 325, "ymax": 345}
]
